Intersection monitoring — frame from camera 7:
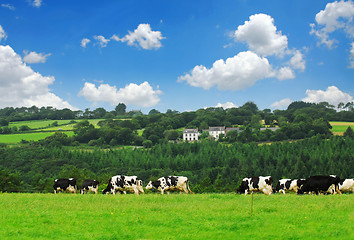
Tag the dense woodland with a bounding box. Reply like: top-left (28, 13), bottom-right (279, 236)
top-left (0, 136), bottom-right (353, 193)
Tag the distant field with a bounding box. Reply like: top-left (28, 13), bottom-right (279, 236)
top-left (9, 120), bottom-right (73, 130)
top-left (0, 131), bottom-right (74, 144)
top-left (8, 119), bottom-right (105, 130)
top-left (0, 193), bottom-right (352, 239)
top-left (330, 121), bottom-right (354, 135)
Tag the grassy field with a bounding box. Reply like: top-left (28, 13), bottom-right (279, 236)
top-left (0, 131), bottom-right (75, 144)
top-left (0, 193), bottom-right (352, 240)
top-left (9, 120), bottom-right (73, 130)
top-left (330, 121), bottom-right (354, 135)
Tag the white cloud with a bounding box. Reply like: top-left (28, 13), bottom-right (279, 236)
top-left (215, 102), bottom-right (238, 109)
top-left (23, 50), bottom-right (51, 64)
top-left (81, 38), bottom-right (91, 48)
top-left (0, 25), bottom-right (7, 41)
top-left (310, 0), bottom-right (354, 49)
top-left (120, 24), bottom-right (165, 50)
top-left (270, 98), bottom-right (293, 109)
top-left (289, 50), bottom-right (306, 71)
top-left (302, 86), bottom-right (353, 107)
top-left (93, 35), bottom-right (110, 48)
top-left (178, 51), bottom-right (273, 90)
top-left (235, 13), bottom-right (288, 56)
top-left (0, 45), bottom-right (76, 109)
top-left (350, 42), bottom-right (354, 68)
top-left (32, 0), bottom-right (42, 8)
top-left (1, 4), bottom-right (15, 11)
top-left (84, 24), bottom-right (164, 50)
top-left (276, 67), bottom-right (295, 81)
top-left (79, 81), bottom-right (162, 107)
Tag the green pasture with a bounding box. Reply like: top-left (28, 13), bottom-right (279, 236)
top-left (9, 120), bottom-right (73, 130)
top-left (0, 193), bottom-right (352, 240)
top-left (0, 131), bottom-right (74, 144)
top-left (8, 119), bottom-right (105, 130)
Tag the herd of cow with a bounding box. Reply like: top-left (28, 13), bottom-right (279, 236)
top-left (53, 175), bottom-right (354, 195)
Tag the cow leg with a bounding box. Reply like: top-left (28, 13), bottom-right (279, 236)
top-left (244, 190), bottom-right (248, 196)
top-left (161, 188), bottom-right (164, 195)
top-left (132, 186), bottom-right (139, 196)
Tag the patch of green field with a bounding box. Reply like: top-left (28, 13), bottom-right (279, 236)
top-left (0, 193), bottom-right (352, 239)
top-left (8, 119), bottom-right (105, 130)
top-left (9, 120), bottom-right (73, 130)
top-left (0, 131), bottom-right (74, 143)
top-left (330, 121), bottom-right (354, 135)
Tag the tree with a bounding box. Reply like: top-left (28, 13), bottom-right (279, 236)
top-left (343, 126), bottom-right (354, 138)
top-left (143, 140), bottom-right (153, 148)
top-left (115, 103), bottom-right (126, 116)
top-left (149, 109), bottom-right (160, 115)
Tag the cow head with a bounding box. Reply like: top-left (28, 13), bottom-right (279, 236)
top-left (145, 181), bottom-right (154, 190)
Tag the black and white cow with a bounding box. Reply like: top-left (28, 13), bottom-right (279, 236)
top-left (297, 175), bottom-right (341, 195)
top-left (102, 175), bottom-right (140, 195)
top-left (53, 178), bottom-right (77, 194)
top-left (81, 179), bottom-right (99, 194)
top-left (275, 179), bottom-right (306, 194)
top-left (338, 178), bottom-right (354, 193)
top-left (145, 176), bottom-right (193, 195)
top-left (237, 176), bottom-right (273, 195)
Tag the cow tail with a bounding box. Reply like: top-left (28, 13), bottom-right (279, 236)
top-left (187, 180), bottom-right (194, 194)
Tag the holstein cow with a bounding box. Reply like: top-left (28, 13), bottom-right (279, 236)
top-left (275, 179), bottom-right (306, 194)
top-left (338, 178), bottom-right (354, 193)
top-left (53, 178), bottom-right (77, 194)
top-left (237, 176), bottom-right (273, 195)
top-left (102, 175), bottom-right (140, 195)
top-left (145, 176), bottom-right (193, 195)
top-left (297, 175), bottom-right (341, 195)
top-left (81, 179), bottom-right (99, 194)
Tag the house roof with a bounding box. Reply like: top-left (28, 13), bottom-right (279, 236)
top-left (183, 128), bottom-right (199, 133)
top-left (208, 126), bottom-right (225, 131)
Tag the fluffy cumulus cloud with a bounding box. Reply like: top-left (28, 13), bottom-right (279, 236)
top-left (0, 45), bottom-right (76, 109)
top-left (118, 23), bottom-right (165, 50)
top-left (276, 67), bottom-right (295, 81)
top-left (270, 98), bottom-right (293, 109)
top-left (81, 38), bottom-right (91, 48)
top-left (83, 24), bottom-right (164, 50)
top-left (23, 50), bottom-right (51, 64)
top-left (93, 35), bottom-right (110, 48)
top-left (180, 14), bottom-right (306, 91)
top-left (215, 102), bottom-right (238, 109)
top-left (78, 81), bottom-right (162, 107)
top-left (235, 14), bottom-right (288, 57)
top-left (289, 50), bottom-right (306, 71)
top-left (178, 51), bottom-right (274, 90)
top-left (0, 25), bottom-right (7, 41)
top-left (302, 86), bottom-right (353, 107)
top-left (310, 0), bottom-right (354, 49)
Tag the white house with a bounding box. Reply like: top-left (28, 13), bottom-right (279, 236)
top-left (207, 126), bottom-right (226, 140)
top-left (183, 128), bottom-right (200, 142)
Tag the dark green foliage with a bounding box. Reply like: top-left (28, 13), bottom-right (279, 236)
top-left (344, 126), bottom-right (354, 138)
top-left (0, 137), bottom-right (352, 193)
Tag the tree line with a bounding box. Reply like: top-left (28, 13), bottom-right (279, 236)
top-left (0, 135), bottom-right (353, 193)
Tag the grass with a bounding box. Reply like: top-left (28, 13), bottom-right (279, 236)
top-left (0, 131), bottom-right (74, 144)
top-left (330, 121), bottom-right (354, 136)
top-left (9, 120), bottom-right (73, 130)
top-left (0, 193), bottom-right (352, 239)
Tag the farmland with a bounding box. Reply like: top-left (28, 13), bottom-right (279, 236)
top-left (0, 119), bottom-right (353, 144)
top-left (0, 193), bottom-right (352, 239)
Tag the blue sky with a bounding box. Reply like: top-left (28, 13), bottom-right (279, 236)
top-left (0, 0), bottom-right (353, 113)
